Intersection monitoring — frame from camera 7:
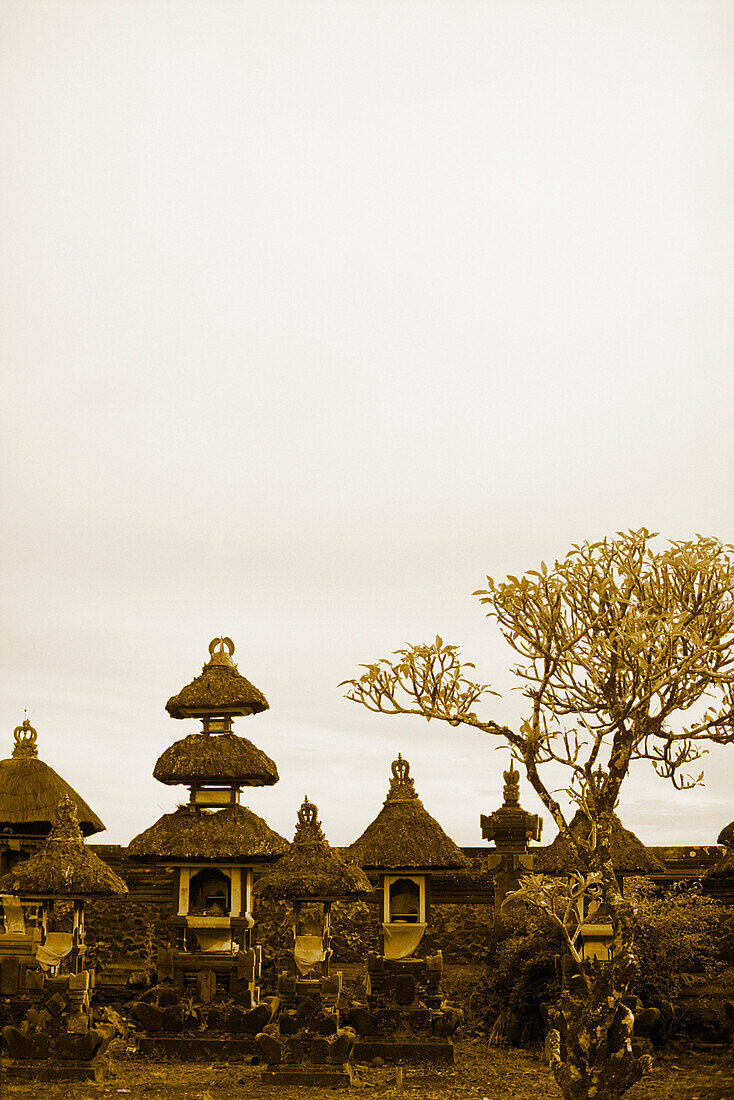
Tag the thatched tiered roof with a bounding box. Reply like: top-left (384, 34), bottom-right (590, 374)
top-left (0, 797), bottom-right (126, 898)
top-left (0, 720), bottom-right (105, 837)
top-left (127, 803), bottom-right (288, 864)
top-left (153, 733), bottom-right (278, 787)
top-left (346, 755), bottom-right (469, 872)
top-left (166, 638), bottom-right (269, 719)
top-left (534, 810), bottom-right (666, 875)
top-left (252, 797), bottom-right (372, 902)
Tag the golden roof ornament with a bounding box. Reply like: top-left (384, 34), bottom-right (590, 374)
top-left (204, 637), bottom-right (238, 671)
top-left (12, 717), bottom-right (39, 759)
top-left (384, 753), bottom-right (418, 802)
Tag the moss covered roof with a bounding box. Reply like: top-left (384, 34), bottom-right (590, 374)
top-left (126, 802), bottom-right (288, 863)
top-left (0, 797), bottom-right (126, 898)
top-left (0, 720), bottom-right (104, 836)
top-left (252, 797), bottom-right (372, 902)
top-left (165, 638), bottom-right (269, 719)
top-left (346, 755), bottom-right (469, 872)
top-left (534, 810), bottom-right (666, 875)
top-left (153, 732), bottom-right (278, 787)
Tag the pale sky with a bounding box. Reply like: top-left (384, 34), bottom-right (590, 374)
top-left (1, 1), bottom-right (733, 851)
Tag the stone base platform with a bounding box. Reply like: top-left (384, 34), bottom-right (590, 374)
top-left (2, 1057), bottom-right (109, 1082)
top-left (354, 1038), bottom-right (454, 1064)
top-left (261, 1064), bottom-right (353, 1088)
top-left (137, 1036), bottom-right (257, 1061)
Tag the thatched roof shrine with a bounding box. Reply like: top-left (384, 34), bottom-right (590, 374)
top-left (534, 810), bottom-right (666, 875)
top-left (0, 719), bottom-right (105, 837)
top-left (0, 797), bottom-right (126, 898)
top-left (153, 732), bottom-right (278, 787)
top-left (252, 797), bottom-right (372, 902)
top-left (166, 637), bottom-right (269, 719)
top-left (346, 755), bottom-right (469, 872)
top-left (127, 802), bottom-right (288, 864)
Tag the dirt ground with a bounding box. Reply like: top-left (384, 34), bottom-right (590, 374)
top-left (1, 1041), bottom-right (733, 1099)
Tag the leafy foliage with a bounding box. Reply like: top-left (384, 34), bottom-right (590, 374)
top-left (628, 879), bottom-right (734, 1001)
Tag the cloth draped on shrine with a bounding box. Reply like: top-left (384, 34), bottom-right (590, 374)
top-left (382, 921), bottom-right (426, 960)
top-left (187, 916), bottom-right (237, 953)
top-left (35, 932), bottom-right (73, 971)
top-left (1, 894), bottom-right (25, 934)
top-left (294, 933), bottom-right (327, 975)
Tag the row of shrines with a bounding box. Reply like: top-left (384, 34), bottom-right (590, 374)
top-left (1, 639), bottom-right (732, 1003)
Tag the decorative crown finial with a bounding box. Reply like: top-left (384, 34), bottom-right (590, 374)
top-left (386, 753), bottom-right (417, 801)
top-left (503, 759), bottom-right (520, 805)
top-left (12, 718), bottom-right (38, 759)
top-left (294, 796), bottom-right (325, 844)
top-left (204, 637), bottom-right (237, 670)
top-left (297, 796), bottom-right (318, 827)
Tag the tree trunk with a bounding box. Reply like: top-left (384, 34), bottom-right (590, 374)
top-left (549, 865), bottom-right (652, 1100)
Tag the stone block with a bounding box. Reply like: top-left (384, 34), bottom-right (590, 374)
top-left (278, 1010), bottom-right (298, 1036)
top-left (157, 946), bottom-right (175, 982)
top-left (162, 1004), bottom-right (186, 1032)
top-left (28, 1032), bottom-right (51, 1059)
top-left (409, 1008), bottom-right (430, 1032)
top-left (2, 1025), bottom-right (29, 1059)
top-left (310, 1036), bottom-right (331, 1063)
top-left (375, 1009), bottom-right (400, 1033)
top-left (315, 1010), bottom-right (338, 1035)
top-left (69, 971), bottom-right (91, 992)
top-left (394, 974), bottom-right (416, 1006)
top-left (344, 1007), bottom-right (376, 1036)
top-left (1, 957), bottom-right (20, 996)
top-left (196, 969), bottom-right (217, 1005)
top-left (242, 1003), bottom-right (272, 1035)
top-left (24, 970), bottom-right (45, 993)
top-left (131, 1001), bottom-right (165, 1031)
top-left (261, 1065), bottom-right (352, 1088)
top-left (45, 992), bottom-right (68, 1016)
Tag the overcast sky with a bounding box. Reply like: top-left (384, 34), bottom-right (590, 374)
top-left (2, 1), bottom-right (733, 851)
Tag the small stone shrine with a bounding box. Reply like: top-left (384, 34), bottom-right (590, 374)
top-left (345, 754), bottom-right (468, 1064)
top-left (0, 796), bottom-right (127, 1081)
top-left (251, 796), bottom-right (372, 1087)
top-left (127, 638), bottom-right (288, 1012)
top-left (480, 760), bottom-right (542, 915)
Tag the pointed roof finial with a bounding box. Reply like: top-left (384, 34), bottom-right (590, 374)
top-left (13, 717), bottom-right (38, 759)
top-left (503, 759), bottom-right (520, 805)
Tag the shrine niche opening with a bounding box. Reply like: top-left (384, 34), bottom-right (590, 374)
top-left (189, 868), bottom-right (231, 915)
top-left (387, 877), bottom-right (421, 923)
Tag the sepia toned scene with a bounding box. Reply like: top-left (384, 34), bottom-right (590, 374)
top-left (2, 3), bottom-right (734, 1098)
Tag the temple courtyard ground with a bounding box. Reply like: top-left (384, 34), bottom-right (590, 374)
top-left (1, 1042), bottom-right (733, 1099)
